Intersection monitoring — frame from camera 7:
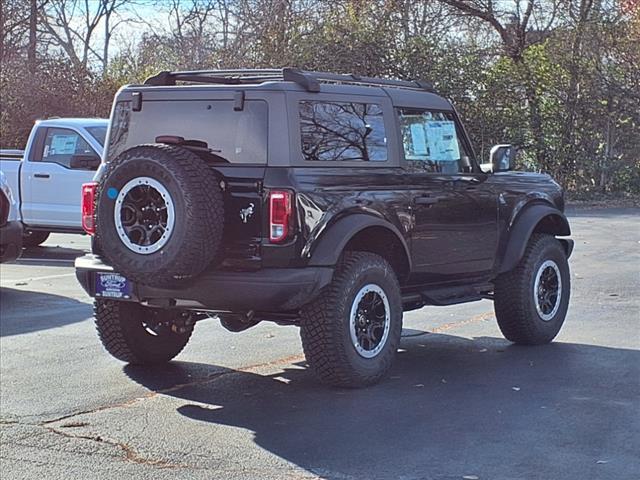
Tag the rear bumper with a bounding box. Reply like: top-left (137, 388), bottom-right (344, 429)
top-left (0, 221), bottom-right (23, 263)
top-left (75, 255), bottom-right (333, 312)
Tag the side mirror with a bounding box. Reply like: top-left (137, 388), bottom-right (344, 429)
top-left (70, 154), bottom-right (101, 170)
top-left (480, 144), bottom-right (516, 173)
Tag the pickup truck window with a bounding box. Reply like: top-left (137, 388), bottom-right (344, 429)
top-left (300, 101), bottom-right (387, 162)
top-left (86, 126), bottom-right (107, 146)
top-left (41, 128), bottom-right (98, 169)
top-left (397, 108), bottom-right (471, 174)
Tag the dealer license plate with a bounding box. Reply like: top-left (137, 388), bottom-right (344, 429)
top-left (94, 272), bottom-right (133, 299)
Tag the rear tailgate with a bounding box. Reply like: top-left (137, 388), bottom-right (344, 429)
top-left (214, 165), bottom-right (265, 270)
top-left (104, 94), bottom-right (270, 270)
top-left (0, 152), bottom-right (23, 211)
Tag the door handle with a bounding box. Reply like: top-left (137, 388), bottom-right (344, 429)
top-left (414, 195), bottom-right (440, 205)
top-left (34, 173), bottom-right (50, 179)
top-left (450, 177), bottom-right (481, 187)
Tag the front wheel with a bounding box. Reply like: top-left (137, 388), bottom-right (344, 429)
top-left (300, 252), bottom-right (403, 388)
top-left (94, 300), bottom-right (194, 364)
top-left (494, 234), bottom-right (570, 345)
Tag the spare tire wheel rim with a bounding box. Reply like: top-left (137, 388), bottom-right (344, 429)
top-left (349, 284), bottom-right (391, 359)
top-left (114, 176), bottom-right (175, 254)
top-left (533, 259), bottom-right (562, 321)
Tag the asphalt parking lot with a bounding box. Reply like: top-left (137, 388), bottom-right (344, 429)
top-left (0, 207), bottom-right (638, 480)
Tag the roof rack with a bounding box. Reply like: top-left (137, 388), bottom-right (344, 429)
top-left (143, 68), bottom-right (435, 93)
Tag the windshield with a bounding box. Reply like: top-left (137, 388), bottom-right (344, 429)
top-left (86, 126), bottom-right (107, 146)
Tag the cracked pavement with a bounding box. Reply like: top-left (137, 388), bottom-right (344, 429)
top-left (1, 207), bottom-right (639, 480)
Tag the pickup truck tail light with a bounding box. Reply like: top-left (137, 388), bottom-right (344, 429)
top-left (269, 190), bottom-right (293, 243)
top-left (0, 193), bottom-right (8, 227)
top-left (81, 182), bottom-right (98, 235)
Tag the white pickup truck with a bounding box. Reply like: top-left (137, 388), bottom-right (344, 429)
top-left (0, 118), bottom-right (107, 246)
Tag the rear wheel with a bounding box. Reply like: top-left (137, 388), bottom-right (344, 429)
top-left (23, 230), bottom-right (49, 247)
top-left (95, 144), bottom-right (224, 288)
top-left (94, 300), bottom-right (194, 364)
top-left (300, 252), bottom-right (403, 388)
top-left (494, 234), bottom-right (570, 345)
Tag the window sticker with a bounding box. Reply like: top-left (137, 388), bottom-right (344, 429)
top-left (49, 134), bottom-right (78, 156)
top-left (410, 123), bottom-right (428, 156)
top-left (425, 121), bottom-right (459, 162)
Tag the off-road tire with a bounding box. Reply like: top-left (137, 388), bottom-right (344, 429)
top-left (300, 252), bottom-right (403, 388)
top-left (95, 144), bottom-right (223, 288)
top-left (494, 233), bottom-right (570, 345)
top-left (94, 300), bottom-right (193, 364)
top-left (23, 230), bottom-right (50, 247)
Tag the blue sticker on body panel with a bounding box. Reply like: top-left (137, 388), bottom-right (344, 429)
top-left (107, 187), bottom-right (118, 199)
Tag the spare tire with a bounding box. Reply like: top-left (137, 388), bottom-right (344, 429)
top-left (95, 144), bottom-right (223, 287)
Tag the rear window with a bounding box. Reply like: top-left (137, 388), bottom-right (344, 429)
top-left (86, 126), bottom-right (107, 146)
top-left (299, 101), bottom-right (387, 162)
top-left (113, 100), bottom-right (268, 164)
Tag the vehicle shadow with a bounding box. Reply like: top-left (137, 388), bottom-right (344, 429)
top-left (566, 206), bottom-right (640, 218)
top-left (18, 244), bottom-right (88, 267)
top-left (0, 287), bottom-right (91, 336)
top-left (124, 333), bottom-right (640, 479)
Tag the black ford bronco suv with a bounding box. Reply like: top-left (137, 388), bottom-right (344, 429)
top-left (76, 68), bottom-right (573, 387)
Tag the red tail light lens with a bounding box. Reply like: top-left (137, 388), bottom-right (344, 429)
top-left (269, 190), bottom-right (292, 243)
top-left (81, 182), bottom-right (98, 235)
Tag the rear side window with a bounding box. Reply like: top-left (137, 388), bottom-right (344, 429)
top-left (300, 101), bottom-right (387, 162)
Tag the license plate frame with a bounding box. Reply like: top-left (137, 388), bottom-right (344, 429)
top-left (94, 272), bottom-right (133, 300)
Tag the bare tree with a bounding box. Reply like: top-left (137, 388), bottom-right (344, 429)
top-left (438, 0), bottom-right (561, 169)
top-left (28, 0), bottom-right (38, 73)
top-left (555, 0), bottom-right (598, 184)
top-left (0, 0), bottom-right (35, 65)
top-left (102, 0), bottom-right (133, 70)
top-left (439, 0), bottom-right (560, 59)
top-left (39, 0), bottom-right (132, 71)
top-left (133, 0), bottom-right (241, 68)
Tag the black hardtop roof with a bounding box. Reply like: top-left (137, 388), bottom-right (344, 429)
top-left (143, 68), bottom-right (435, 92)
top-left (131, 68), bottom-right (453, 110)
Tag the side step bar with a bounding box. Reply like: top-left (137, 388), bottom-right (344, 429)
top-left (402, 284), bottom-right (494, 311)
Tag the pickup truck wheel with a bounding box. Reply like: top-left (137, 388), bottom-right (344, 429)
top-left (300, 252), bottom-right (403, 388)
top-left (494, 234), bottom-right (570, 345)
top-left (23, 230), bottom-right (49, 247)
top-left (94, 300), bottom-right (193, 364)
top-left (95, 144), bottom-right (223, 288)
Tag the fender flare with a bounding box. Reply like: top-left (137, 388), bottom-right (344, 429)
top-left (307, 214), bottom-right (411, 269)
top-left (499, 204), bottom-right (571, 274)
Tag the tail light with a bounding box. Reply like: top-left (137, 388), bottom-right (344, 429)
top-left (269, 190), bottom-right (293, 243)
top-left (0, 194), bottom-right (8, 227)
top-left (81, 182), bottom-right (98, 235)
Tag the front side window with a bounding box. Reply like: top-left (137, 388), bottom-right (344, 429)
top-left (41, 128), bottom-right (97, 168)
top-left (398, 109), bottom-right (471, 173)
top-left (300, 101), bottom-right (387, 162)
